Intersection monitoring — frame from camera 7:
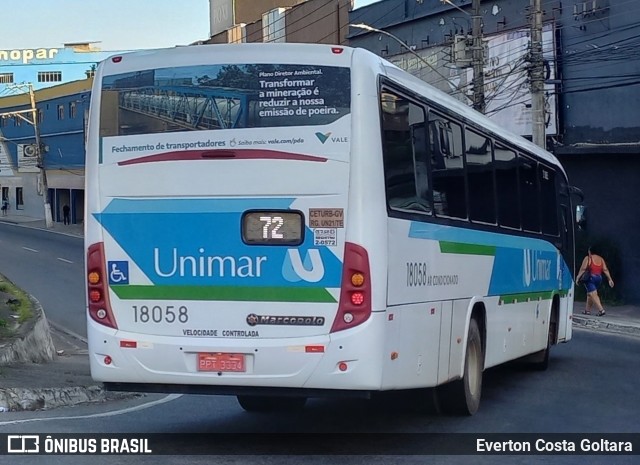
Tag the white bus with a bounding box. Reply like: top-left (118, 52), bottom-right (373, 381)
top-left (85, 43), bottom-right (578, 415)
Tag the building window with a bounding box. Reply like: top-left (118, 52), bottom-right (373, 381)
top-left (58, 104), bottom-right (64, 120)
top-left (38, 71), bottom-right (62, 83)
top-left (69, 101), bottom-right (77, 118)
top-left (0, 73), bottom-right (14, 84)
top-left (37, 109), bottom-right (44, 124)
top-left (228, 24), bottom-right (247, 43)
top-left (16, 187), bottom-right (24, 210)
top-left (262, 8), bottom-right (286, 43)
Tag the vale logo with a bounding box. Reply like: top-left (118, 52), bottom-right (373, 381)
top-left (315, 132), bottom-right (331, 144)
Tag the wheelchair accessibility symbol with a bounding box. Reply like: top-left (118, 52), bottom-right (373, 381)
top-left (108, 261), bottom-right (129, 285)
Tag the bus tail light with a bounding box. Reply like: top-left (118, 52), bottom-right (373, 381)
top-left (87, 242), bottom-right (118, 329)
top-left (331, 242), bottom-right (371, 333)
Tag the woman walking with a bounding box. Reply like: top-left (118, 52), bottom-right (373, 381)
top-left (576, 246), bottom-right (614, 316)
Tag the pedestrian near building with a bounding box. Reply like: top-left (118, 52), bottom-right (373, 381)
top-left (62, 204), bottom-right (71, 225)
top-left (576, 245), bottom-right (614, 316)
top-left (1, 200), bottom-right (8, 216)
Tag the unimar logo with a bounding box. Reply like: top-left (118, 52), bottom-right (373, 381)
top-left (523, 249), bottom-right (553, 287)
top-left (315, 132), bottom-right (331, 144)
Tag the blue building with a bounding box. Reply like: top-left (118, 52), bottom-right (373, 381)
top-left (0, 42), bottom-right (129, 225)
top-left (0, 79), bottom-right (91, 224)
top-left (0, 42), bottom-right (119, 93)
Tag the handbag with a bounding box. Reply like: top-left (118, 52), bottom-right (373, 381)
top-left (578, 257), bottom-right (592, 284)
top-left (578, 270), bottom-right (591, 284)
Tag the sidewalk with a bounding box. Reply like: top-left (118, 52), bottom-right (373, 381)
top-left (0, 213), bottom-right (83, 237)
top-left (0, 214), bottom-right (639, 411)
top-left (571, 302), bottom-right (640, 337)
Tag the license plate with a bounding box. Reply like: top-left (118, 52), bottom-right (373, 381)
top-left (197, 353), bottom-right (245, 372)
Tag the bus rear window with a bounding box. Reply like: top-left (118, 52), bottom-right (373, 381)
top-left (100, 64), bottom-right (351, 136)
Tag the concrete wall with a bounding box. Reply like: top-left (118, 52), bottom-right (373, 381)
top-left (286, 0), bottom-right (351, 45)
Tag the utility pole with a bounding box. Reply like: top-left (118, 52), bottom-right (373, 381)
top-left (530, 0), bottom-right (546, 148)
top-left (28, 84), bottom-right (53, 228)
top-left (471, 0), bottom-right (485, 113)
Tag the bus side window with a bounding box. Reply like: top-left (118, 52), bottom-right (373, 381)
top-left (428, 120), bottom-right (449, 169)
top-left (520, 156), bottom-right (541, 232)
top-left (428, 112), bottom-right (466, 219)
top-left (411, 123), bottom-right (430, 204)
top-left (465, 128), bottom-right (496, 224)
top-left (495, 144), bottom-right (520, 229)
top-left (381, 90), bottom-right (431, 214)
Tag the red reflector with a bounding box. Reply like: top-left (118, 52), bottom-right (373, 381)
top-left (120, 340), bottom-right (137, 349)
top-left (89, 290), bottom-right (101, 302)
top-left (351, 292), bottom-right (365, 305)
top-left (331, 47), bottom-right (344, 54)
top-left (338, 362), bottom-right (348, 372)
top-left (305, 345), bottom-right (325, 353)
top-left (112, 56), bottom-right (123, 63)
top-left (104, 355), bottom-right (112, 365)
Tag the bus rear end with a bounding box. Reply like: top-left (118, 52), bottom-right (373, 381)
top-left (85, 44), bottom-right (383, 402)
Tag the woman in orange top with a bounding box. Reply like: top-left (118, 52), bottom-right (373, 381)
top-left (576, 246), bottom-right (614, 316)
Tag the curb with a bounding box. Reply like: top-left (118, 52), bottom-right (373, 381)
top-left (0, 386), bottom-right (107, 412)
top-left (0, 296), bottom-right (55, 366)
top-left (0, 296), bottom-right (106, 412)
top-left (572, 315), bottom-right (640, 337)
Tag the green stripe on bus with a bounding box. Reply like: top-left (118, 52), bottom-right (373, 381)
top-left (439, 241), bottom-right (496, 256)
top-left (110, 285), bottom-right (337, 303)
top-left (499, 291), bottom-right (555, 304)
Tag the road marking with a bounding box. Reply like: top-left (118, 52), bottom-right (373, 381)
top-left (57, 257), bottom-right (73, 264)
top-left (22, 247), bottom-right (39, 253)
top-left (0, 394), bottom-right (182, 426)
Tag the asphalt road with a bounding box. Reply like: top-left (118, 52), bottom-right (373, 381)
top-left (1, 329), bottom-right (639, 464)
top-left (0, 222), bottom-right (85, 337)
top-left (0, 221), bottom-right (639, 464)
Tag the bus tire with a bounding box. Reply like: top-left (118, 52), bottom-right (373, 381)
top-left (237, 395), bottom-right (307, 413)
top-left (528, 319), bottom-right (555, 371)
top-left (436, 318), bottom-right (483, 416)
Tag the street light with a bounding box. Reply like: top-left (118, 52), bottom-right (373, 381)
top-left (349, 23), bottom-right (457, 92)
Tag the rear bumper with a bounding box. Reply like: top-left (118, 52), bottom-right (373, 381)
top-left (88, 313), bottom-right (387, 391)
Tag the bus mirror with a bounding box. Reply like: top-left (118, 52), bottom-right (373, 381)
top-left (575, 205), bottom-right (587, 229)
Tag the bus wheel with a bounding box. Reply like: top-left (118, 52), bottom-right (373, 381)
top-left (237, 395), bottom-right (307, 413)
top-left (528, 318), bottom-right (555, 371)
top-left (436, 318), bottom-right (483, 416)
